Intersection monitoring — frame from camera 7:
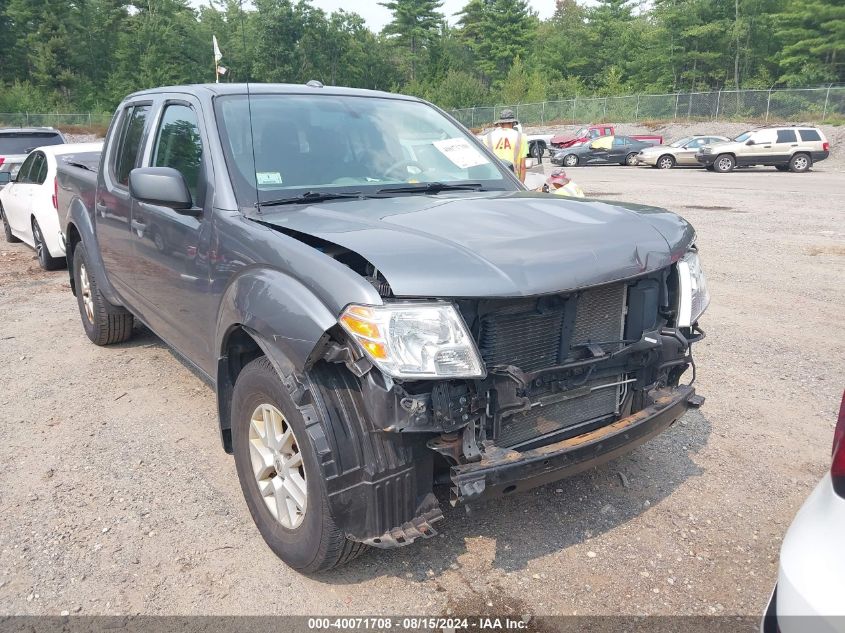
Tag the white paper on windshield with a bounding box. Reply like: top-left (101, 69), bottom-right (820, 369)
top-left (433, 138), bottom-right (489, 169)
top-left (256, 172), bottom-right (283, 185)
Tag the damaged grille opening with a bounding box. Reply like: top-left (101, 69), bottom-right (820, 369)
top-left (472, 282), bottom-right (629, 448)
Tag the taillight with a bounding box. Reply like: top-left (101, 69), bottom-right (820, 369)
top-left (0, 157), bottom-right (5, 166)
top-left (832, 391), bottom-right (845, 497)
top-left (52, 178), bottom-right (58, 210)
top-left (823, 141), bottom-right (830, 152)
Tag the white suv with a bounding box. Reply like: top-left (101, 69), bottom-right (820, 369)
top-left (695, 126), bottom-right (830, 173)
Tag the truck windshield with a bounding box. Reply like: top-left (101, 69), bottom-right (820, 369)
top-left (215, 93), bottom-right (511, 206)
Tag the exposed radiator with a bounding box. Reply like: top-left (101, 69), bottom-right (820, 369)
top-left (477, 283), bottom-right (628, 447)
top-left (497, 378), bottom-right (620, 448)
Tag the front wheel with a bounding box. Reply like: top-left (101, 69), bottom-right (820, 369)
top-left (657, 155), bottom-right (675, 169)
top-left (714, 154), bottom-right (735, 173)
top-left (232, 357), bottom-right (365, 572)
top-left (530, 142), bottom-right (544, 161)
top-left (32, 219), bottom-right (64, 270)
top-left (563, 154), bottom-right (578, 167)
top-left (73, 244), bottom-right (134, 345)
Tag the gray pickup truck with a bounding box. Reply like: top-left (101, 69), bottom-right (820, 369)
top-left (61, 83), bottom-right (708, 572)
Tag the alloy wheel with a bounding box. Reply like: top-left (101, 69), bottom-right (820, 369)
top-left (658, 156), bottom-right (674, 169)
top-left (79, 263), bottom-right (95, 323)
top-left (564, 155), bottom-right (577, 167)
top-left (717, 156), bottom-right (733, 171)
top-left (33, 222), bottom-right (45, 265)
top-left (792, 156), bottom-right (808, 171)
top-left (248, 403), bottom-right (307, 529)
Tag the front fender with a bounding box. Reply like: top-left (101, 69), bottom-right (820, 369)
top-left (65, 199), bottom-right (123, 306)
top-left (215, 266), bottom-right (338, 374)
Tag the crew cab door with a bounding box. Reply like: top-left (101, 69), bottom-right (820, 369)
top-left (97, 102), bottom-right (153, 292)
top-left (127, 97), bottom-right (215, 371)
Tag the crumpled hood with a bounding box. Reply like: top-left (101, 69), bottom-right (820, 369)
top-left (256, 191), bottom-right (695, 298)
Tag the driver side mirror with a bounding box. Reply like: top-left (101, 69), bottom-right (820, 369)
top-left (129, 167), bottom-right (195, 213)
top-left (0, 172), bottom-right (11, 185)
top-left (746, 140), bottom-right (755, 146)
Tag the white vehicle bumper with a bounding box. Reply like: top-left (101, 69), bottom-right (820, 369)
top-left (764, 474), bottom-right (845, 633)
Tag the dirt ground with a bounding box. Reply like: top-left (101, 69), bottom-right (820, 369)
top-left (0, 161), bottom-right (843, 618)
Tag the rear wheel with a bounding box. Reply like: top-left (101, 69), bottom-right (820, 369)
top-left (73, 244), bottom-right (134, 345)
top-left (563, 154), bottom-right (578, 167)
top-left (624, 152), bottom-right (638, 166)
top-left (788, 153), bottom-right (810, 173)
top-left (32, 219), bottom-right (64, 270)
top-left (232, 357), bottom-right (365, 572)
top-left (1, 204), bottom-right (21, 243)
top-left (657, 155), bottom-right (675, 169)
top-left (714, 154), bottom-right (735, 173)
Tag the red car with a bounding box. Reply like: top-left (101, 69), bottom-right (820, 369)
top-left (550, 124), bottom-right (662, 149)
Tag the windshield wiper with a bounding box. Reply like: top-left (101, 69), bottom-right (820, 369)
top-left (375, 182), bottom-right (485, 195)
top-left (257, 191), bottom-right (364, 208)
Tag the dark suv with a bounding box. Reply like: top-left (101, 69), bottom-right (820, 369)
top-left (62, 83), bottom-right (708, 572)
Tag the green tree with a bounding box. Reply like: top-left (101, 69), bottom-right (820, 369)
top-left (379, 0), bottom-right (443, 81)
top-left (775, 0), bottom-right (845, 85)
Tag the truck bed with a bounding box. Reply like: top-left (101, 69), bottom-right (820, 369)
top-left (56, 153), bottom-right (99, 240)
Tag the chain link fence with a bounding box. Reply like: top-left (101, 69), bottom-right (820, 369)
top-left (451, 86), bottom-right (845, 129)
top-left (0, 112), bottom-right (113, 128)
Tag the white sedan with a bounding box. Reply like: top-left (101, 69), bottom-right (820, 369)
top-left (0, 142), bottom-right (102, 270)
top-left (762, 391), bottom-right (845, 633)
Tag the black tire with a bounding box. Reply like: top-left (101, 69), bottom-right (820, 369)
top-left (72, 244), bottom-right (134, 345)
top-left (624, 152), bottom-right (638, 166)
top-left (232, 357), bottom-right (365, 572)
top-left (657, 154), bottom-right (675, 169)
top-left (530, 141), bottom-right (544, 161)
top-left (32, 218), bottom-right (64, 271)
top-left (562, 154), bottom-right (579, 167)
top-left (713, 154), bottom-right (735, 173)
top-left (1, 204), bottom-right (21, 243)
top-left (788, 153), bottom-right (811, 173)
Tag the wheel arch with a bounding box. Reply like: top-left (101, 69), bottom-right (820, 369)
top-left (64, 200), bottom-right (122, 304)
top-left (214, 267), bottom-right (338, 453)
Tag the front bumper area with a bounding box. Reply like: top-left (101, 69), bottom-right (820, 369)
top-left (450, 385), bottom-right (701, 505)
top-left (695, 153), bottom-right (716, 166)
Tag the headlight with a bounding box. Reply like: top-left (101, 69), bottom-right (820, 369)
top-left (339, 303), bottom-right (485, 379)
top-left (676, 250), bottom-right (710, 327)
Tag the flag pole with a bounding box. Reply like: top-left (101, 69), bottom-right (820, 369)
top-left (214, 38), bottom-right (218, 83)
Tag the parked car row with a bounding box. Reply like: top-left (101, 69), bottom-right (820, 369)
top-left (0, 127), bottom-right (66, 190)
top-left (548, 125), bottom-right (830, 173)
top-left (0, 141), bottom-right (102, 270)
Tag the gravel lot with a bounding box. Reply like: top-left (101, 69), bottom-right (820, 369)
top-left (1, 160), bottom-right (843, 618)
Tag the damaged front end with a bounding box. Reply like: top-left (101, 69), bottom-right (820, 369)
top-left (318, 263), bottom-right (706, 548)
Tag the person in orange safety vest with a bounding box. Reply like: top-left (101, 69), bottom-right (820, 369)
top-left (483, 109), bottom-right (527, 182)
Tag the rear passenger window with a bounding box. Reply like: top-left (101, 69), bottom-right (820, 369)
top-left (32, 153), bottom-right (48, 184)
top-left (776, 129), bottom-right (797, 143)
top-left (115, 105), bottom-right (151, 186)
top-left (799, 129), bottom-right (821, 142)
top-left (151, 104), bottom-right (204, 202)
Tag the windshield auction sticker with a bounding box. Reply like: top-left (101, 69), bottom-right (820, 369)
top-left (256, 172), bottom-right (284, 185)
top-left (433, 138), bottom-right (489, 169)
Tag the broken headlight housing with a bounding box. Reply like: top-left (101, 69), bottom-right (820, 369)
top-left (339, 303), bottom-right (485, 379)
top-left (676, 249), bottom-right (710, 327)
